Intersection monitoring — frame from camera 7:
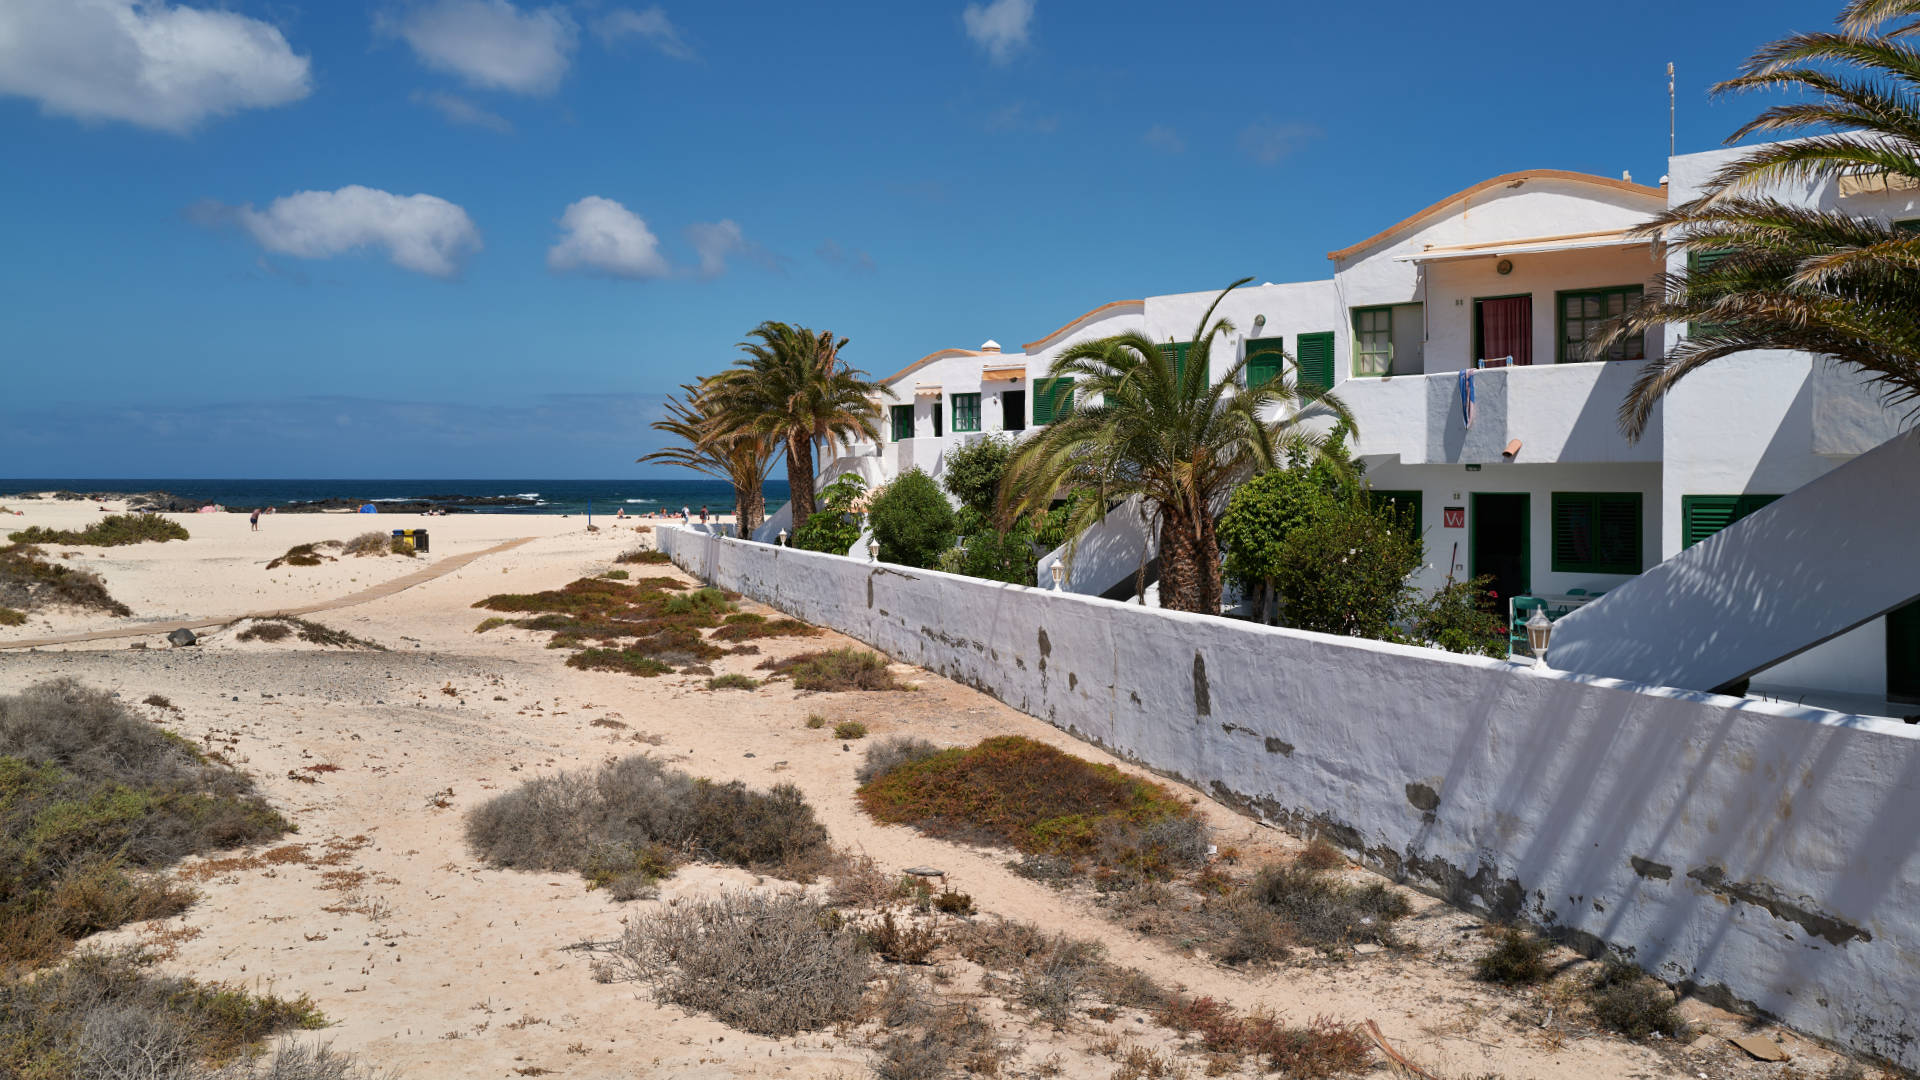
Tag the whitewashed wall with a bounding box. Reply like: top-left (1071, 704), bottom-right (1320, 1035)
top-left (662, 525), bottom-right (1920, 1069)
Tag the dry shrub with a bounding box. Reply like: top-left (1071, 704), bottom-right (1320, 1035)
top-left (1159, 997), bottom-right (1369, 1076)
top-left (0, 946), bottom-right (335, 1078)
top-left (825, 850), bottom-right (898, 908)
top-left (341, 532), bottom-right (390, 557)
top-left (566, 648), bottom-right (672, 678)
top-left (833, 720), bottom-right (869, 740)
top-left (142, 694), bottom-right (173, 709)
top-left (0, 543), bottom-right (130, 616)
top-left (602, 569), bottom-right (629, 580)
top-left (9, 513), bottom-right (188, 547)
top-left (932, 889), bottom-right (974, 916)
top-left (1240, 863), bottom-right (1409, 950)
top-left (711, 614), bottom-right (820, 642)
top-left (1585, 960), bottom-right (1689, 1039)
top-left (1296, 837), bottom-right (1345, 871)
top-left (759, 648), bottom-right (905, 691)
top-left (856, 735), bottom-right (1209, 875)
top-left (0, 681), bottom-right (289, 969)
top-left (614, 549), bottom-right (671, 564)
top-left (951, 918), bottom-right (1170, 1019)
top-left (873, 997), bottom-right (1003, 1080)
top-left (1476, 927), bottom-right (1553, 986)
top-left (234, 617), bottom-right (384, 651)
top-left (597, 892), bottom-right (868, 1036)
top-left (856, 736), bottom-right (942, 785)
top-left (0, 606), bottom-right (25, 626)
top-left (265, 543), bottom-right (335, 569)
top-left (209, 1041), bottom-right (398, 1079)
top-left (465, 754), bottom-right (831, 893)
top-left (865, 912), bottom-right (943, 964)
top-left (474, 617), bottom-right (509, 633)
top-left (705, 674), bottom-right (759, 691)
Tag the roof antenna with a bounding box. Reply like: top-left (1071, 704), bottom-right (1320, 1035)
top-left (1667, 61), bottom-right (1676, 158)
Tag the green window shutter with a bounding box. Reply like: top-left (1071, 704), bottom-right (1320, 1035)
top-left (890, 403), bottom-right (914, 441)
top-left (1032, 378), bottom-right (1072, 425)
top-left (1688, 248), bottom-right (1734, 337)
top-left (1557, 286), bottom-right (1644, 363)
top-left (1296, 332), bottom-right (1335, 392)
top-left (1552, 492), bottom-right (1642, 574)
top-left (1682, 493), bottom-right (1782, 548)
top-left (1156, 341), bottom-right (1197, 391)
top-left (1245, 337), bottom-right (1286, 389)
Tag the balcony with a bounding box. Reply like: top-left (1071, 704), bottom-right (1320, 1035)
top-left (1342, 360), bottom-right (1660, 466)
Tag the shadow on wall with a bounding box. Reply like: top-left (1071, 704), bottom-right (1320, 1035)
top-left (657, 523), bottom-right (1920, 1066)
top-left (1549, 428), bottom-right (1920, 693)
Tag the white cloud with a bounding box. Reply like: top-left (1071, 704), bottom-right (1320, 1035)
top-left (215, 186), bottom-right (482, 278)
top-left (962, 0), bottom-right (1033, 64)
top-left (380, 0), bottom-right (577, 95)
top-left (547, 196), bottom-right (670, 278)
top-left (1238, 120), bottom-right (1319, 164)
top-left (595, 6), bottom-right (695, 60)
top-left (409, 89), bottom-right (513, 133)
top-left (1143, 123), bottom-right (1184, 154)
top-left (687, 220), bottom-right (749, 277)
top-left (0, 0), bottom-right (310, 134)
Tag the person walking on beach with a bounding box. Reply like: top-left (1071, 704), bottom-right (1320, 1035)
top-left (699, 506), bottom-right (709, 525)
top-left (682, 505), bottom-right (691, 523)
top-left (249, 508), bottom-right (261, 532)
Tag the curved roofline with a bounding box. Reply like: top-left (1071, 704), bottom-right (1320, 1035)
top-left (1326, 170), bottom-right (1666, 263)
top-left (879, 348), bottom-right (982, 387)
top-left (1020, 298), bottom-right (1145, 352)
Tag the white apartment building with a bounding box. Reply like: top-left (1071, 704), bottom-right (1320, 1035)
top-left (803, 145), bottom-right (1916, 713)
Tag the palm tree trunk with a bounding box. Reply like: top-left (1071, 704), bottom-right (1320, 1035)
top-left (1157, 507), bottom-right (1203, 612)
top-left (786, 435), bottom-right (817, 529)
top-left (733, 480), bottom-right (764, 539)
top-left (1196, 511), bottom-right (1223, 615)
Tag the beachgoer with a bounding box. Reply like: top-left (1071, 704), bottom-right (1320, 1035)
top-left (699, 506), bottom-right (709, 525)
top-left (249, 508), bottom-right (261, 532)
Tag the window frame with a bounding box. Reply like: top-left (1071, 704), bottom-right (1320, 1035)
top-left (1244, 336), bottom-right (1287, 389)
top-left (889, 403), bottom-right (914, 442)
top-left (1369, 489), bottom-right (1423, 532)
top-left (1032, 377), bottom-right (1075, 425)
top-left (1351, 306), bottom-right (1395, 378)
top-left (1550, 491), bottom-right (1643, 575)
top-left (1555, 285), bottom-right (1645, 364)
top-left (1472, 292), bottom-right (1534, 367)
top-left (950, 392), bottom-right (981, 433)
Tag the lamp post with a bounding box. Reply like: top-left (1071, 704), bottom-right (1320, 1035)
top-left (776, 529), bottom-right (787, 548)
top-left (868, 540), bottom-right (880, 563)
top-left (1049, 559), bottom-right (1065, 591)
top-left (1525, 608), bottom-right (1553, 670)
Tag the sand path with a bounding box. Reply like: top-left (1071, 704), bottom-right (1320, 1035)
top-left (0, 536), bottom-right (535, 650)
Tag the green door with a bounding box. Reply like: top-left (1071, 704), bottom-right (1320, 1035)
top-left (1890, 599), bottom-right (1920, 703)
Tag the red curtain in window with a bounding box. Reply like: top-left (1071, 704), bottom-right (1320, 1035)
top-left (1479, 296), bottom-right (1533, 366)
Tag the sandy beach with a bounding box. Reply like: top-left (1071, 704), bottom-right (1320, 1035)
top-left (0, 500), bottom-right (1867, 1080)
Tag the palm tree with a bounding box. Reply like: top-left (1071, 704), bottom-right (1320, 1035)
top-left (637, 379), bottom-right (780, 537)
top-left (1599, 0), bottom-right (1920, 439)
top-left (999, 278), bottom-right (1355, 614)
top-left (706, 322), bottom-right (889, 530)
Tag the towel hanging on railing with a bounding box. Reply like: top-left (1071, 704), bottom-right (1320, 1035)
top-left (1458, 369), bottom-right (1477, 429)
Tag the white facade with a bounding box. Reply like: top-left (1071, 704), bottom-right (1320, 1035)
top-left (827, 153), bottom-right (1916, 712)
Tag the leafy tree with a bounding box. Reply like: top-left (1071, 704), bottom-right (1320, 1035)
top-left (1406, 575), bottom-right (1509, 657)
top-left (1600, 0), bottom-right (1920, 439)
top-left (1000, 279), bottom-right (1354, 613)
top-left (790, 473), bottom-right (866, 554)
top-left (867, 468), bottom-right (957, 569)
top-left (637, 379), bottom-right (779, 537)
top-left (940, 435), bottom-right (1014, 518)
top-left (949, 509), bottom-right (1039, 585)
top-left (1272, 496), bottom-right (1423, 639)
top-left (1217, 425), bottom-right (1363, 623)
top-left (705, 322), bottom-right (889, 529)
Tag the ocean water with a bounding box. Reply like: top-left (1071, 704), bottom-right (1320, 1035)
top-left (0, 478), bottom-right (789, 517)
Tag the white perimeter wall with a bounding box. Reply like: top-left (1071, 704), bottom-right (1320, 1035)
top-left (661, 525), bottom-right (1920, 1068)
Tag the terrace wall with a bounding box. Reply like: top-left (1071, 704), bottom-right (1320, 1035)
top-left (660, 525), bottom-right (1920, 1067)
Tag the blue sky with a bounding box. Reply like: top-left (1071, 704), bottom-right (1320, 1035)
top-left (1, 0), bottom-right (1826, 478)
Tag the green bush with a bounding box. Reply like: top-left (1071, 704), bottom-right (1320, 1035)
top-left (791, 473), bottom-right (866, 554)
top-left (760, 648), bottom-right (904, 691)
top-left (948, 509), bottom-right (1038, 585)
top-left (1476, 927), bottom-right (1553, 985)
top-left (940, 435), bottom-right (1014, 517)
top-left (1273, 495), bottom-right (1423, 639)
top-left (8, 514), bottom-right (188, 547)
top-left (1408, 575), bottom-right (1509, 657)
top-left (867, 468), bottom-right (956, 569)
top-left (0, 607), bottom-right (24, 627)
top-left (0, 681), bottom-right (290, 969)
top-left (832, 720), bottom-right (868, 739)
